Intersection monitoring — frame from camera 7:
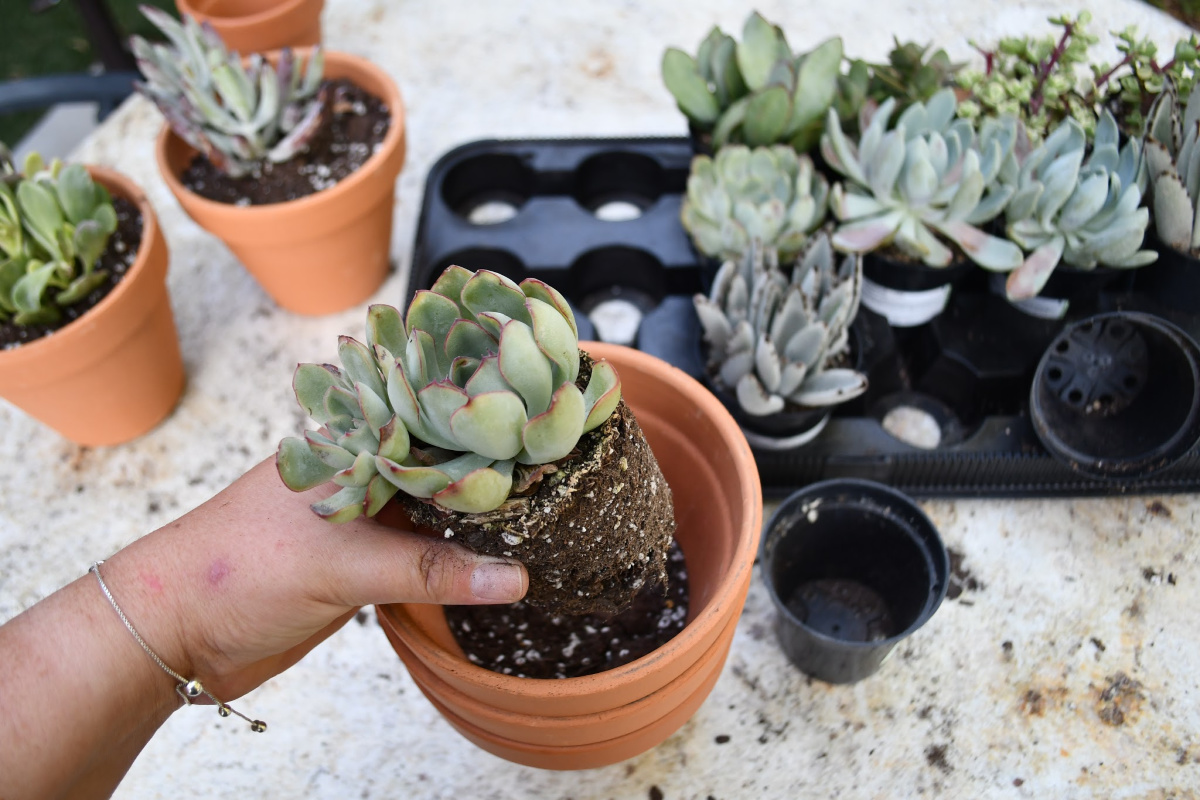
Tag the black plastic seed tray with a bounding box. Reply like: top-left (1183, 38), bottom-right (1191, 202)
top-left (406, 137), bottom-right (1200, 499)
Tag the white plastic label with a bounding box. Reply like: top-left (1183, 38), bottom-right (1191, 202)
top-left (860, 277), bottom-right (951, 327)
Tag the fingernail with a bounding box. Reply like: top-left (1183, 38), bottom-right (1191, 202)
top-left (470, 561), bottom-right (524, 602)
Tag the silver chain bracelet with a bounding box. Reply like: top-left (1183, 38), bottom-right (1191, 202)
top-left (88, 561), bottom-right (266, 733)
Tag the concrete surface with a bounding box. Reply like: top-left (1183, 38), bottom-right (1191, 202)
top-left (2, 1), bottom-right (1198, 797)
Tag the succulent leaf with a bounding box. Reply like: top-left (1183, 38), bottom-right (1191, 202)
top-left (277, 436), bottom-right (338, 491)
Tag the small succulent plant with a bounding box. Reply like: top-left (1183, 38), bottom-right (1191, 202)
top-left (1093, 28), bottom-right (1200, 137)
top-left (694, 234), bottom-right (866, 417)
top-left (820, 90), bottom-right (1024, 270)
top-left (680, 144), bottom-right (828, 262)
top-left (277, 266), bottom-right (622, 519)
top-left (131, 5), bottom-right (326, 178)
top-left (662, 11), bottom-right (843, 152)
top-left (1143, 80), bottom-right (1200, 253)
top-left (1004, 110), bottom-right (1156, 300)
top-left (867, 39), bottom-right (965, 118)
top-left (0, 148), bottom-right (118, 326)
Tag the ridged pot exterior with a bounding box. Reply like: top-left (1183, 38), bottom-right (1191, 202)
top-left (0, 167), bottom-right (184, 445)
top-left (376, 343), bottom-right (762, 768)
top-left (155, 50), bottom-right (406, 315)
top-left (176, 0), bottom-right (323, 52)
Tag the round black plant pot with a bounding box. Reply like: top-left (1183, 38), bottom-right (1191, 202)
top-left (1139, 237), bottom-right (1200, 315)
top-left (760, 479), bottom-right (950, 685)
top-left (703, 375), bottom-right (831, 450)
top-left (1030, 311), bottom-right (1200, 480)
top-left (861, 250), bottom-right (973, 328)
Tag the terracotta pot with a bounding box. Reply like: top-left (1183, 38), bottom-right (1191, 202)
top-left (176, 0), bottom-right (323, 53)
top-left (376, 342), bottom-right (762, 769)
top-left (156, 50), bottom-right (407, 315)
top-left (0, 167), bottom-right (184, 445)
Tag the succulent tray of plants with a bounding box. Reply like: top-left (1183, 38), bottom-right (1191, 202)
top-left (405, 11), bottom-right (1200, 499)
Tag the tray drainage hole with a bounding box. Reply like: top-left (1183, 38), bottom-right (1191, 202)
top-left (1055, 339), bottom-right (1070, 354)
top-left (1047, 366), bottom-right (1063, 382)
top-left (593, 200), bottom-right (643, 222)
top-left (881, 406), bottom-right (942, 449)
top-left (467, 200), bottom-right (520, 225)
top-left (1067, 388), bottom-right (1084, 405)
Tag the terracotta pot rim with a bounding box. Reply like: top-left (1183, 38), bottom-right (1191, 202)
top-left (153, 48), bottom-right (404, 220)
top-left (380, 343), bottom-right (761, 700)
top-left (178, 0), bottom-right (315, 28)
top-left (0, 166), bottom-right (162, 368)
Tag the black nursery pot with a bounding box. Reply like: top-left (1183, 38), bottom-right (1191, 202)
top-left (1140, 239), bottom-right (1200, 315)
top-left (861, 250), bottom-right (974, 327)
top-left (760, 479), bottom-right (950, 685)
top-left (703, 375), bottom-right (831, 449)
top-left (1030, 311), bottom-right (1200, 480)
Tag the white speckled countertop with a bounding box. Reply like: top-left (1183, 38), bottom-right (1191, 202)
top-left (2, 1), bottom-right (1199, 797)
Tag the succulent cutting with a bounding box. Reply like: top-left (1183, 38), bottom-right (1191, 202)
top-left (277, 266), bottom-right (622, 519)
top-left (820, 90), bottom-right (1024, 270)
top-left (661, 11), bottom-right (842, 152)
top-left (1144, 80), bottom-right (1200, 254)
top-left (694, 233), bottom-right (867, 417)
top-left (680, 144), bottom-right (828, 262)
top-left (0, 148), bottom-right (118, 326)
top-left (1004, 110), bottom-right (1156, 300)
top-left (131, 5), bottom-right (327, 178)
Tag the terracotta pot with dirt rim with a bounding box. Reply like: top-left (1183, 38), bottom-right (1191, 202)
top-left (155, 50), bottom-right (406, 316)
top-left (0, 167), bottom-right (184, 445)
top-left (176, 0), bottom-right (323, 53)
top-left (375, 342), bottom-right (763, 770)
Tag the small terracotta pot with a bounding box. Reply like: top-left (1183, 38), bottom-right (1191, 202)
top-left (176, 0), bottom-right (323, 53)
top-left (0, 167), bottom-right (184, 445)
top-left (376, 342), bottom-right (762, 769)
top-left (156, 50), bottom-right (407, 315)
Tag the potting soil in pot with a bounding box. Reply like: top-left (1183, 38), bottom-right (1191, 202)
top-left (180, 79), bottom-right (390, 205)
top-left (445, 540), bottom-right (689, 679)
top-left (0, 197), bottom-right (142, 350)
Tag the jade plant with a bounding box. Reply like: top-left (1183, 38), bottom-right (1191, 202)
top-left (820, 90), bottom-right (1024, 270)
top-left (694, 233), bottom-right (866, 417)
top-left (680, 144), bottom-right (828, 262)
top-left (1095, 28), bottom-right (1200, 136)
top-left (661, 11), bottom-right (843, 152)
top-left (0, 148), bottom-right (118, 326)
top-left (277, 266), bottom-right (621, 519)
top-left (1144, 80), bottom-right (1200, 254)
top-left (131, 5), bottom-right (326, 178)
top-left (1003, 110), bottom-right (1156, 300)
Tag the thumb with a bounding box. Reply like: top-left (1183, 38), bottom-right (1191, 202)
top-left (322, 523), bottom-right (529, 607)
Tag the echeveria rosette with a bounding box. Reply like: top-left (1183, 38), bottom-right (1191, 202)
top-left (694, 233), bottom-right (867, 417)
top-left (820, 90), bottom-right (1024, 271)
top-left (1003, 110), bottom-right (1156, 301)
top-left (277, 266), bottom-right (622, 519)
top-left (131, 5), bottom-right (326, 178)
top-left (681, 144), bottom-right (828, 262)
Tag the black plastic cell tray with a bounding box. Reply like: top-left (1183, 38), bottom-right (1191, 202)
top-left (406, 137), bottom-right (1200, 499)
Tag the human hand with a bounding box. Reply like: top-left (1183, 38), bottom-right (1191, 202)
top-left (99, 457), bottom-right (528, 704)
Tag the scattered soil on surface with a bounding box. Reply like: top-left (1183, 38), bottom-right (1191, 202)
top-left (181, 78), bottom-right (389, 206)
top-left (405, 360), bottom-right (676, 616)
top-left (446, 540), bottom-right (688, 679)
top-left (925, 743), bottom-right (953, 773)
top-left (0, 197), bottom-right (141, 350)
top-left (1096, 672), bottom-right (1145, 726)
top-left (947, 547), bottom-right (984, 600)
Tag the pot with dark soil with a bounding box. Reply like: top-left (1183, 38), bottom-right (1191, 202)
top-left (175, 0), bottom-right (324, 54)
top-left (761, 478), bottom-right (949, 684)
top-left (0, 150), bottom-right (184, 444)
top-left (375, 342), bottom-right (761, 769)
top-left (136, 11), bottom-right (406, 314)
top-left (693, 235), bottom-right (868, 450)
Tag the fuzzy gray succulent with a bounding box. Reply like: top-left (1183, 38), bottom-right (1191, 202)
top-left (0, 149), bottom-right (117, 326)
top-left (681, 144), bottom-right (828, 262)
top-left (1003, 109), bottom-right (1156, 300)
top-left (1144, 80), bottom-right (1200, 253)
top-left (693, 233), bottom-right (867, 417)
top-left (131, 5), bottom-right (326, 178)
top-left (662, 12), bottom-right (842, 152)
top-left (820, 89), bottom-right (1024, 270)
top-left (277, 266), bottom-right (622, 520)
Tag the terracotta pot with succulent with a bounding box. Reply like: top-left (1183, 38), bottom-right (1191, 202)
top-left (661, 11), bottom-right (843, 156)
top-left (134, 8), bottom-right (406, 314)
top-left (275, 266), bottom-right (761, 768)
top-left (175, 0), bottom-right (324, 54)
top-left (0, 148), bottom-right (183, 444)
top-left (820, 89), bottom-right (1025, 326)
